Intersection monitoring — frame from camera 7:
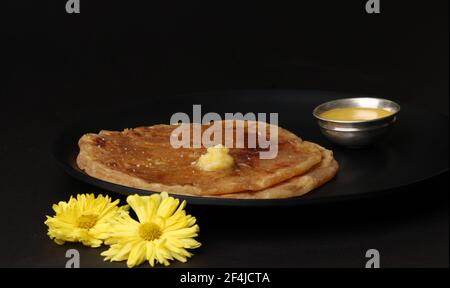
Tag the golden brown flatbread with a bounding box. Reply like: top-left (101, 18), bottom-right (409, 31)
top-left (217, 143), bottom-right (338, 199)
top-left (76, 121), bottom-right (323, 196)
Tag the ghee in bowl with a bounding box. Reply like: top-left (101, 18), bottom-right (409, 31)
top-left (319, 107), bottom-right (393, 122)
top-left (312, 97), bottom-right (401, 146)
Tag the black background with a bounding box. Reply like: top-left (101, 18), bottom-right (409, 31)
top-left (2, 0), bottom-right (448, 268)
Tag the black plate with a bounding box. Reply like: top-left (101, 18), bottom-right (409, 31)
top-left (53, 90), bottom-right (449, 206)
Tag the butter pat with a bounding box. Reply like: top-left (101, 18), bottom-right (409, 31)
top-left (196, 144), bottom-right (234, 171)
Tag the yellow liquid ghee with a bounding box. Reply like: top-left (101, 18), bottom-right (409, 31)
top-left (320, 107), bottom-right (393, 121)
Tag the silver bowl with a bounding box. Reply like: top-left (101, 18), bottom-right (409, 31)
top-left (313, 98), bottom-right (401, 147)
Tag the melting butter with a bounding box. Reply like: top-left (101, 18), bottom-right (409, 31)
top-left (320, 107), bottom-right (393, 121)
top-left (196, 144), bottom-right (234, 171)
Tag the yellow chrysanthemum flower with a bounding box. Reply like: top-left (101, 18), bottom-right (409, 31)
top-left (45, 194), bottom-right (129, 247)
top-left (101, 192), bottom-right (201, 268)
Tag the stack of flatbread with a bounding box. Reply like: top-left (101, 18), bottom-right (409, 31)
top-left (77, 121), bottom-right (338, 199)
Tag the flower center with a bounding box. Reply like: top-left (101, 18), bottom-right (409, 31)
top-left (77, 214), bottom-right (98, 229)
top-left (139, 223), bottom-right (162, 241)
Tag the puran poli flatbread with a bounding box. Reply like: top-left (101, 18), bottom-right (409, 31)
top-left (217, 143), bottom-right (338, 199)
top-left (76, 121), bottom-right (323, 196)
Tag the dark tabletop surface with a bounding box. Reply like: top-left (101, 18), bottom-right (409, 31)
top-left (0, 91), bottom-right (448, 268)
top-left (4, 0), bottom-right (448, 268)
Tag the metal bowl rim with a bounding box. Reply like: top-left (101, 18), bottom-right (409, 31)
top-left (312, 97), bottom-right (401, 124)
